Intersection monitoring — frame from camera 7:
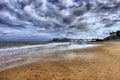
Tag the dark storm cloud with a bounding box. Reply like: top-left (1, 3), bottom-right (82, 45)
top-left (0, 0), bottom-right (120, 40)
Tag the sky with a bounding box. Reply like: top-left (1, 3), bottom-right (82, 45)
top-left (0, 0), bottom-right (120, 41)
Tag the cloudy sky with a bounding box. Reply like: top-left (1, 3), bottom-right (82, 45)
top-left (0, 0), bottom-right (120, 41)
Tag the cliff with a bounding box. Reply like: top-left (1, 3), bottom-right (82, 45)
top-left (104, 31), bottom-right (120, 41)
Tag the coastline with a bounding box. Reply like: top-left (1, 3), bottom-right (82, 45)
top-left (0, 43), bottom-right (97, 72)
top-left (0, 42), bottom-right (120, 80)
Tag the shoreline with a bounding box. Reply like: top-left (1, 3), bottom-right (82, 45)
top-left (0, 43), bottom-right (98, 72)
top-left (0, 42), bottom-right (119, 80)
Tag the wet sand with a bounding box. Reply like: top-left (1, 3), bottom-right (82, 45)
top-left (0, 42), bottom-right (120, 80)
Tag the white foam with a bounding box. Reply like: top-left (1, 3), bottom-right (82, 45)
top-left (0, 42), bottom-right (69, 52)
top-left (0, 43), bottom-right (98, 52)
top-left (67, 44), bottom-right (98, 50)
top-left (0, 43), bottom-right (99, 56)
top-left (0, 43), bottom-right (99, 71)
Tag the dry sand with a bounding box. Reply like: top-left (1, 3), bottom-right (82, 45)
top-left (0, 42), bottom-right (120, 80)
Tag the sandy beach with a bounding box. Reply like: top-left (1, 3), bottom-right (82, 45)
top-left (0, 42), bottom-right (120, 80)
